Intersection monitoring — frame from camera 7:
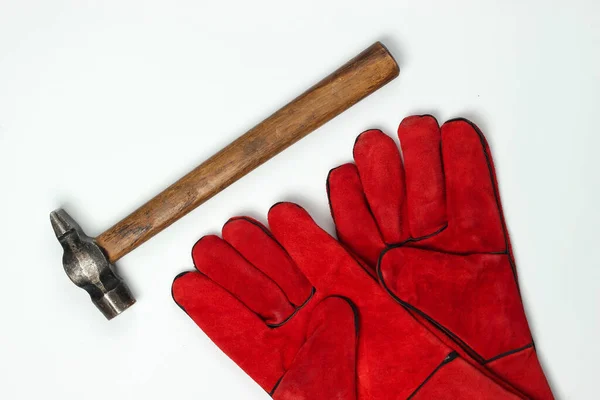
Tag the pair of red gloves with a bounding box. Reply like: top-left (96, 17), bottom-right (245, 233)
top-left (172, 116), bottom-right (554, 399)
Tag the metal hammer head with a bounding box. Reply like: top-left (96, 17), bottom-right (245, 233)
top-left (50, 209), bottom-right (135, 320)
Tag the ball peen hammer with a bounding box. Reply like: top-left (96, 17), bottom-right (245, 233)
top-left (50, 42), bottom-right (399, 320)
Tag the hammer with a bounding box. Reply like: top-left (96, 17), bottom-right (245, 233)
top-left (50, 42), bottom-right (399, 320)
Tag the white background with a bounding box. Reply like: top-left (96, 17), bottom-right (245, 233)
top-left (1, 1), bottom-right (598, 399)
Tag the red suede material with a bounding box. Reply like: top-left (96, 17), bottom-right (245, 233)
top-left (406, 307), bottom-right (524, 396)
top-left (415, 118), bottom-right (506, 252)
top-left (397, 115), bottom-right (446, 237)
top-left (272, 297), bottom-right (357, 400)
top-left (412, 357), bottom-right (520, 400)
top-left (328, 163), bottom-right (386, 269)
top-left (327, 115), bottom-right (553, 399)
top-left (191, 235), bottom-right (295, 325)
top-left (173, 272), bottom-right (287, 389)
top-left (487, 347), bottom-right (553, 400)
top-left (173, 203), bottom-right (519, 399)
top-left (353, 129), bottom-right (409, 243)
top-left (223, 216), bottom-right (313, 307)
top-left (380, 249), bottom-right (531, 359)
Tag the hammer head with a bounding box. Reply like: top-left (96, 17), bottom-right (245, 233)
top-left (50, 209), bottom-right (135, 320)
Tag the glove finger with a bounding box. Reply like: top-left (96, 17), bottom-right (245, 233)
top-left (327, 163), bottom-right (385, 270)
top-left (353, 129), bottom-right (409, 243)
top-left (268, 202), bottom-right (366, 286)
top-left (440, 119), bottom-right (505, 250)
top-left (397, 115), bottom-right (447, 237)
top-left (222, 216), bottom-right (314, 308)
top-left (192, 235), bottom-right (295, 326)
top-left (172, 271), bottom-right (284, 391)
top-left (272, 296), bottom-right (358, 400)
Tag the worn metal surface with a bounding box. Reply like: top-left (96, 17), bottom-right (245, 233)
top-left (50, 209), bottom-right (135, 319)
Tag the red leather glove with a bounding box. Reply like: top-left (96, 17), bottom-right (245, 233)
top-left (327, 115), bottom-right (553, 399)
top-left (172, 206), bottom-right (522, 399)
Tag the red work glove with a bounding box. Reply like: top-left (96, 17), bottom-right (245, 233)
top-left (172, 206), bottom-right (522, 399)
top-left (327, 115), bottom-right (553, 399)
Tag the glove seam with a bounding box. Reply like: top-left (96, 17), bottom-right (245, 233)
top-left (377, 257), bottom-right (534, 364)
top-left (268, 296), bottom-right (360, 398)
top-left (406, 351), bottom-right (459, 400)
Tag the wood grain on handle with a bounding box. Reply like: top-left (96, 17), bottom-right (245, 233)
top-left (96, 41), bottom-right (399, 262)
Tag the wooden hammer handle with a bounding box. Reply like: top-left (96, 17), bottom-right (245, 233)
top-left (96, 42), bottom-right (399, 262)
